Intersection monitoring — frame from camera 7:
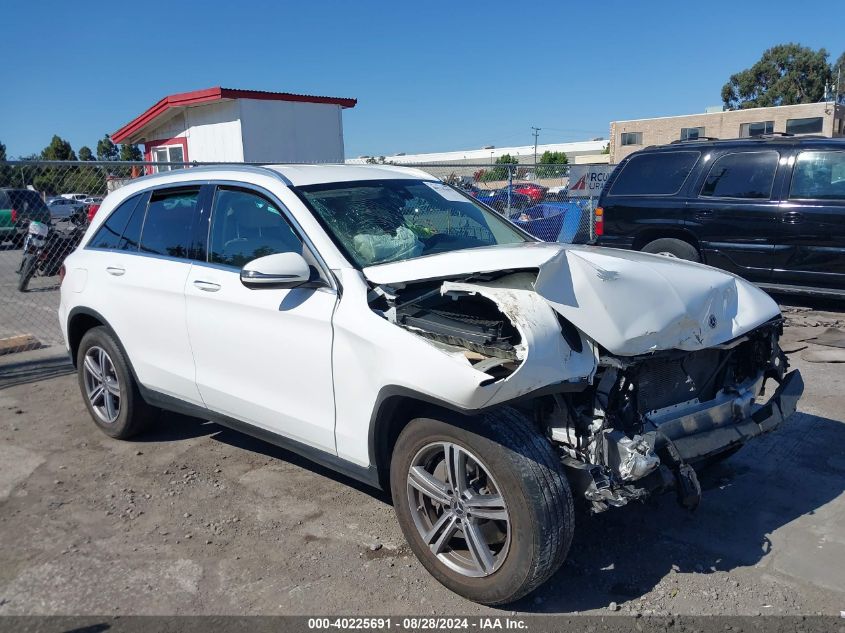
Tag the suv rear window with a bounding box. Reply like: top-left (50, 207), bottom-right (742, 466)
top-left (608, 151), bottom-right (700, 196)
top-left (0, 190), bottom-right (50, 215)
top-left (699, 151), bottom-right (778, 199)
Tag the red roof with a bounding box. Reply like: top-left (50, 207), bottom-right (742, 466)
top-left (111, 86), bottom-right (357, 143)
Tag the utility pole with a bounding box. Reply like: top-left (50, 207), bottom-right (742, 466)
top-left (531, 127), bottom-right (541, 167)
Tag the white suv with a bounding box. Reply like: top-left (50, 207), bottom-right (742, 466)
top-left (59, 165), bottom-right (803, 604)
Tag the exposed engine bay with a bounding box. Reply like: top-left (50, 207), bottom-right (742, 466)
top-left (367, 264), bottom-right (803, 513)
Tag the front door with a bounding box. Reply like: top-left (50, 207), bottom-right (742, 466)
top-left (184, 185), bottom-right (338, 452)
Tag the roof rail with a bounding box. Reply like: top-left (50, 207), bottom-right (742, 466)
top-left (757, 132), bottom-right (794, 138)
top-left (669, 136), bottom-right (720, 144)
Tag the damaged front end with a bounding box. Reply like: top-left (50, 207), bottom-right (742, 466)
top-left (538, 320), bottom-right (803, 512)
top-left (363, 244), bottom-right (804, 514)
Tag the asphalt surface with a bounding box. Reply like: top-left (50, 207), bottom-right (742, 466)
top-left (0, 304), bottom-right (843, 617)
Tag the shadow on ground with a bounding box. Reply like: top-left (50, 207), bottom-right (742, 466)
top-left (0, 354), bottom-right (73, 389)
top-left (510, 410), bottom-right (845, 612)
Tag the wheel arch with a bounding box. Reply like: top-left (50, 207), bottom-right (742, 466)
top-left (67, 307), bottom-right (129, 371)
top-left (632, 228), bottom-right (702, 254)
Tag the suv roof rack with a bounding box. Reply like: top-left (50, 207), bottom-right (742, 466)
top-left (669, 136), bottom-right (720, 144)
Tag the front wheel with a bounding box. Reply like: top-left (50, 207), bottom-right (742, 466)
top-left (17, 254), bottom-right (36, 292)
top-left (390, 408), bottom-right (574, 605)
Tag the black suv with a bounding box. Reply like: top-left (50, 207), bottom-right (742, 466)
top-left (0, 188), bottom-right (52, 247)
top-left (595, 136), bottom-right (845, 297)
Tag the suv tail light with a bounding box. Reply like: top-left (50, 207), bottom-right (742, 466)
top-left (594, 206), bottom-right (604, 237)
top-left (59, 264), bottom-right (66, 286)
top-left (10, 208), bottom-right (18, 223)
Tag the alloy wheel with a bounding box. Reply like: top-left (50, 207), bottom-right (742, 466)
top-left (406, 442), bottom-right (510, 578)
top-left (82, 346), bottom-right (121, 424)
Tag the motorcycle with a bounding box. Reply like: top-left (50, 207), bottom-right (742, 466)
top-left (18, 215), bottom-right (86, 292)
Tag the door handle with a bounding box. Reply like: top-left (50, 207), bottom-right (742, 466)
top-left (106, 266), bottom-right (125, 276)
top-left (781, 211), bottom-right (804, 224)
top-left (694, 210), bottom-right (715, 220)
top-left (193, 280), bottom-right (221, 292)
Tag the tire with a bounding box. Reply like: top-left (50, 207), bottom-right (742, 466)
top-left (641, 237), bottom-right (700, 262)
top-left (390, 407), bottom-right (574, 605)
top-left (17, 254), bottom-right (36, 292)
top-left (76, 326), bottom-right (155, 439)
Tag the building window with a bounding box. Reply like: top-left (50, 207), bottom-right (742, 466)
top-left (620, 132), bottom-right (642, 146)
top-left (739, 121), bottom-right (774, 137)
top-left (680, 127), bottom-right (705, 141)
top-left (786, 117), bottom-right (824, 135)
top-left (151, 145), bottom-right (186, 172)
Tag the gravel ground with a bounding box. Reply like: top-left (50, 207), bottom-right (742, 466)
top-left (0, 302), bottom-right (844, 617)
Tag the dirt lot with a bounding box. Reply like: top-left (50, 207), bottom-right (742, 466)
top-left (0, 301), bottom-right (844, 617)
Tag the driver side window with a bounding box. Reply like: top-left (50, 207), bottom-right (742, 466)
top-left (208, 187), bottom-right (303, 268)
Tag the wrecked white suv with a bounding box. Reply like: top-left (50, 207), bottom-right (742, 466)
top-left (59, 165), bottom-right (803, 605)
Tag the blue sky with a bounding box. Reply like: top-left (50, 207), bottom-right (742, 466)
top-left (2, 0), bottom-right (843, 159)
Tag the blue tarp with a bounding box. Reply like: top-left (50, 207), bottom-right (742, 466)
top-left (509, 201), bottom-right (590, 243)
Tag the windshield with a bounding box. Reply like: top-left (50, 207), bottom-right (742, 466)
top-left (295, 179), bottom-right (530, 267)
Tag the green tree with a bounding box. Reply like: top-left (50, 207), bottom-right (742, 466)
top-left (0, 140), bottom-right (13, 188)
top-left (40, 134), bottom-right (77, 161)
top-left (483, 154), bottom-right (517, 182)
top-left (78, 146), bottom-right (94, 161)
top-left (832, 51), bottom-right (845, 98)
top-left (119, 144), bottom-right (143, 162)
top-left (96, 135), bottom-right (119, 161)
top-left (721, 43), bottom-right (832, 110)
top-left (537, 151), bottom-right (568, 178)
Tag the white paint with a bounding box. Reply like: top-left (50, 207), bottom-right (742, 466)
top-left (184, 100), bottom-right (244, 162)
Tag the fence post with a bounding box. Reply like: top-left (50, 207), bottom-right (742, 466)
top-left (588, 196), bottom-right (595, 243)
top-left (507, 166), bottom-right (513, 215)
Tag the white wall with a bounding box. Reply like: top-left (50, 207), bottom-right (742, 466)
top-left (238, 99), bottom-right (345, 163)
top-left (185, 100), bottom-right (244, 162)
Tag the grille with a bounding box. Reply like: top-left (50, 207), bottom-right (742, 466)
top-left (636, 349), bottom-right (722, 413)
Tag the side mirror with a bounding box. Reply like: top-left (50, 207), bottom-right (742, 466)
top-left (240, 252), bottom-right (312, 289)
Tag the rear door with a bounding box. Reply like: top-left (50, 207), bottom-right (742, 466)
top-left (686, 150), bottom-right (781, 282)
top-left (774, 149), bottom-right (845, 291)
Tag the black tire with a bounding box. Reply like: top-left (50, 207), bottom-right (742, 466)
top-left (17, 254), bottom-right (36, 292)
top-left (390, 407), bottom-right (574, 605)
top-left (641, 237), bottom-right (700, 262)
top-left (76, 326), bottom-right (155, 439)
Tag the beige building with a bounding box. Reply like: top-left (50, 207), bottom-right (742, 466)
top-left (610, 102), bottom-right (845, 163)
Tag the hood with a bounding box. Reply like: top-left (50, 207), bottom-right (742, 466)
top-left (363, 243), bottom-right (780, 356)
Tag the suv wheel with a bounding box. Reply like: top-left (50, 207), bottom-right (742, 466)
top-left (390, 408), bottom-right (574, 605)
top-left (77, 326), bottom-right (155, 439)
top-left (641, 237), bottom-right (700, 262)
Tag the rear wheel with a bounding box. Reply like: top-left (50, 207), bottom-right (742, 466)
top-left (77, 327), bottom-right (155, 439)
top-left (641, 237), bottom-right (700, 262)
top-left (390, 408), bottom-right (574, 605)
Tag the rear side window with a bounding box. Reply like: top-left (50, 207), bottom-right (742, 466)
top-left (608, 151), bottom-right (699, 196)
top-left (139, 188), bottom-right (200, 258)
top-left (6, 190), bottom-right (49, 215)
top-left (88, 194), bottom-right (144, 250)
top-left (789, 150), bottom-right (845, 200)
top-left (700, 151), bottom-right (778, 199)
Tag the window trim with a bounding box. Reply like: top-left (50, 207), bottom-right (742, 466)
top-left (697, 150), bottom-right (780, 201)
top-left (787, 149), bottom-right (845, 202)
top-left (606, 150), bottom-right (701, 197)
top-left (199, 181), bottom-right (337, 291)
top-left (85, 191), bottom-right (149, 252)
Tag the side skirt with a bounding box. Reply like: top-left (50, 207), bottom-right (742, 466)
top-left (139, 386), bottom-right (382, 491)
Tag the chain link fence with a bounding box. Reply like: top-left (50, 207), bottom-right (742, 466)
top-left (0, 160), bottom-right (598, 357)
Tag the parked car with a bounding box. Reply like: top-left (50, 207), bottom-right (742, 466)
top-left (60, 193), bottom-right (90, 202)
top-left (545, 185), bottom-right (569, 201)
top-left (0, 188), bottom-right (52, 247)
top-left (60, 165), bottom-right (802, 605)
top-left (86, 202), bottom-right (101, 224)
top-left (81, 197), bottom-right (103, 205)
top-left (502, 182), bottom-right (547, 203)
top-left (595, 136), bottom-right (845, 297)
top-left (473, 188), bottom-right (532, 212)
top-left (48, 197), bottom-right (86, 220)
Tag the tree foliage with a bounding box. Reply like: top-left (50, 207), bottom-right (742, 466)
top-left (721, 44), bottom-right (832, 110)
top-left (119, 143), bottom-right (143, 162)
top-left (481, 154), bottom-right (518, 182)
top-left (537, 151), bottom-right (568, 178)
top-left (96, 135), bottom-right (119, 161)
top-left (40, 134), bottom-right (77, 161)
top-left (78, 146), bottom-right (94, 161)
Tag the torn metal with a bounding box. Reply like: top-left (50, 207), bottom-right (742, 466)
top-left (363, 242), bottom-right (803, 513)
